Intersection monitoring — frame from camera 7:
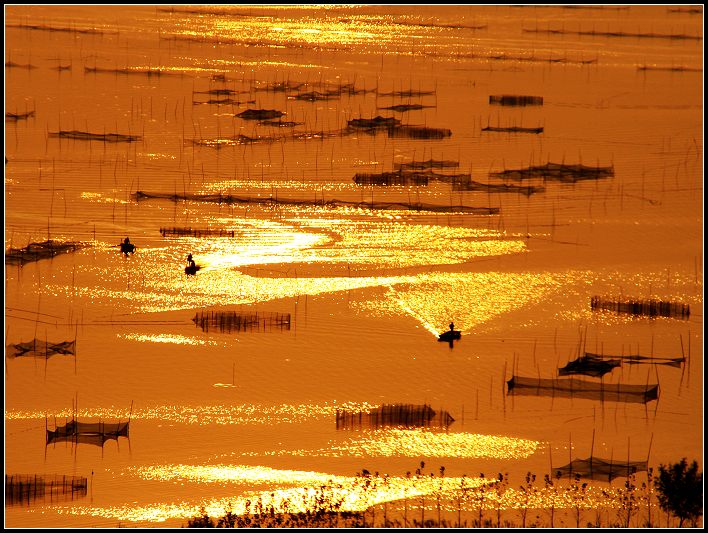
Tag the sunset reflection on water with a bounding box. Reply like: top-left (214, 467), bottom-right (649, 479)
top-left (4, 3), bottom-right (701, 529)
top-left (32, 464), bottom-right (633, 525)
top-left (6, 402), bottom-right (378, 426)
top-left (252, 428), bottom-right (540, 460)
top-left (39, 218), bottom-right (528, 314)
top-left (169, 8), bottom-right (431, 51)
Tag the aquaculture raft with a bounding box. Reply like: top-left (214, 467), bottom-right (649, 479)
top-left (193, 310), bottom-right (291, 333)
top-left (558, 354), bottom-right (621, 378)
top-left (554, 457), bottom-right (648, 482)
top-left (584, 351), bottom-right (685, 368)
top-left (353, 171), bottom-right (429, 186)
top-left (506, 376), bottom-right (659, 404)
top-left (489, 94), bottom-right (543, 106)
top-left (590, 296), bottom-right (691, 320)
top-left (236, 109), bottom-right (284, 120)
top-left (482, 125), bottom-right (543, 134)
top-left (160, 227), bottom-right (236, 238)
top-left (7, 339), bottom-right (76, 359)
top-left (348, 116), bottom-right (400, 129)
top-left (394, 159), bottom-right (459, 171)
top-left (134, 190), bottom-right (499, 215)
top-left (48, 130), bottom-right (141, 142)
top-left (46, 418), bottom-right (130, 447)
top-left (490, 162), bottom-right (614, 183)
top-left (387, 125), bottom-right (452, 139)
top-left (452, 180), bottom-right (544, 196)
top-left (336, 403), bottom-right (455, 430)
top-left (6, 239), bottom-right (86, 265)
top-left (5, 474), bottom-right (88, 505)
top-left (379, 103), bottom-right (432, 112)
top-left (6, 110), bottom-right (35, 121)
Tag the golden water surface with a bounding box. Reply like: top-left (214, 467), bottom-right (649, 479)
top-left (5, 4), bottom-right (702, 528)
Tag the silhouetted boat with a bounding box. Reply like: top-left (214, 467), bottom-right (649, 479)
top-left (185, 264), bottom-right (201, 275)
top-left (438, 330), bottom-right (461, 342)
top-left (120, 242), bottom-right (135, 255)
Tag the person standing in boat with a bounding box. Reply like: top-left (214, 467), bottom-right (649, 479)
top-left (185, 253), bottom-right (199, 275)
top-left (121, 236), bottom-right (135, 255)
top-left (449, 321), bottom-right (455, 332)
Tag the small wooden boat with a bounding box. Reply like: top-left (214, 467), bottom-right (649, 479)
top-left (185, 264), bottom-right (201, 275)
top-left (120, 242), bottom-right (136, 255)
top-left (438, 330), bottom-right (461, 342)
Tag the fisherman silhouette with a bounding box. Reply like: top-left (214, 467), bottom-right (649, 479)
top-left (438, 321), bottom-right (459, 349)
top-left (120, 236), bottom-right (135, 255)
top-left (185, 253), bottom-right (198, 275)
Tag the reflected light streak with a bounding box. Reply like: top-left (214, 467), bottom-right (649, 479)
top-left (49, 233), bottom-right (533, 316)
top-left (49, 467), bottom-right (494, 523)
top-left (215, 58), bottom-right (325, 69)
top-left (321, 222), bottom-right (525, 269)
top-left (72, 273), bottom-right (417, 314)
top-left (133, 464), bottom-right (345, 486)
top-left (210, 18), bottom-right (385, 48)
top-left (200, 179), bottom-right (355, 194)
top-left (118, 333), bottom-right (217, 346)
top-left (256, 428), bottom-right (540, 460)
top-left (462, 484), bottom-right (649, 513)
top-left (41, 208), bottom-right (536, 317)
top-left (6, 401), bottom-right (379, 426)
top-left (164, 217), bottom-right (526, 271)
top-left (170, 9), bottom-right (462, 55)
top-left (79, 192), bottom-right (129, 204)
top-left (33, 467), bottom-right (632, 524)
top-left (385, 272), bottom-right (568, 335)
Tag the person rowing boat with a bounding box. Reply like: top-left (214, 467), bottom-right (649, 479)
top-left (120, 237), bottom-right (136, 255)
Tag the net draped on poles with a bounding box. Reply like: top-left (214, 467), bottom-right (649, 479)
top-left (555, 457), bottom-right (649, 482)
top-left (7, 339), bottom-right (76, 358)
